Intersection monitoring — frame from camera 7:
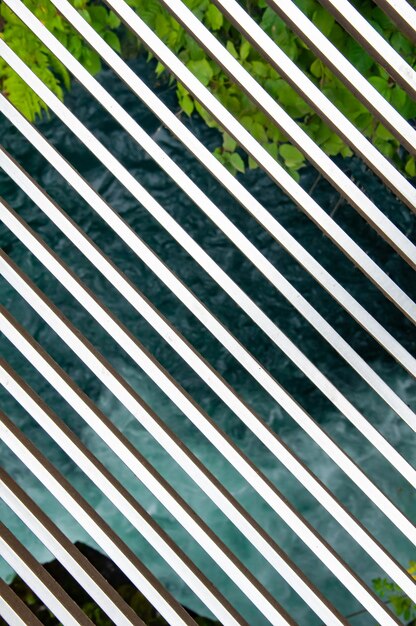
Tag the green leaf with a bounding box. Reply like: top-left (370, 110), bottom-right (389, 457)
top-left (264, 142), bottom-right (278, 159)
top-left (240, 115), bottom-right (254, 133)
top-left (340, 145), bottom-right (353, 158)
top-left (187, 58), bottom-right (214, 85)
top-left (223, 133), bottom-right (237, 152)
top-left (295, 0), bottom-right (318, 18)
top-left (375, 123), bottom-right (394, 142)
top-left (155, 13), bottom-right (170, 39)
top-left (251, 121), bottom-right (268, 143)
top-left (371, 7), bottom-right (393, 31)
top-left (390, 86), bottom-right (408, 116)
top-left (390, 32), bottom-right (413, 57)
top-left (82, 48), bottom-right (101, 75)
top-left (405, 156), bottom-right (416, 178)
top-left (225, 94), bottom-right (240, 114)
top-left (240, 39), bottom-right (251, 61)
top-left (88, 5), bottom-right (108, 29)
top-left (155, 61), bottom-right (165, 76)
top-left (321, 133), bottom-right (345, 156)
top-left (289, 168), bottom-right (300, 182)
top-left (344, 39), bottom-right (374, 74)
top-left (226, 40), bottom-right (238, 58)
top-left (279, 143), bottom-right (304, 167)
top-left (104, 31), bottom-right (121, 53)
top-left (180, 94), bottom-right (194, 116)
top-left (229, 152), bottom-right (245, 173)
top-left (107, 11), bottom-right (121, 29)
top-left (251, 60), bottom-right (269, 78)
top-left (310, 58), bottom-right (323, 78)
top-left (205, 4), bottom-right (223, 30)
top-left (260, 7), bottom-right (286, 37)
top-left (312, 6), bottom-right (335, 36)
top-left (368, 76), bottom-right (390, 99)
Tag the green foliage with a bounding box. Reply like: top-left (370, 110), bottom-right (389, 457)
top-left (373, 561), bottom-right (416, 625)
top-left (0, 0), bottom-right (121, 120)
top-left (1, 0), bottom-right (416, 178)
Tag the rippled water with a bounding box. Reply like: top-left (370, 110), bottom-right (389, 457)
top-left (1, 55), bottom-right (415, 625)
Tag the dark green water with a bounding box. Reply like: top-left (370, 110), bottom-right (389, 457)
top-left (1, 56), bottom-right (415, 625)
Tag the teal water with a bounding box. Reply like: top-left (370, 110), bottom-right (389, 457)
top-left (1, 56), bottom-right (415, 625)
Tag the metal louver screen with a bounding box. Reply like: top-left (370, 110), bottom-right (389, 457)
top-left (0, 0), bottom-right (415, 624)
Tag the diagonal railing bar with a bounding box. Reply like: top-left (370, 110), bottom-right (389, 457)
top-left (2, 163), bottom-right (414, 487)
top-left (0, 413), bottom-right (241, 626)
top-left (0, 578), bottom-right (44, 626)
top-left (1, 0), bottom-right (414, 621)
top-left (2, 31), bottom-right (416, 346)
top-left (44, 0), bottom-right (416, 232)
top-left (372, 0), bottom-right (416, 41)
top-left (317, 0), bottom-right (416, 99)
top-left (0, 310), bottom-right (406, 626)
top-left (0, 471), bottom-right (147, 626)
top-left (2, 196), bottom-right (415, 570)
top-left (1, 191), bottom-right (415, 543)
top-left (156, 0), bottom-right (416, 231)
top-left (205, 0), bottom-right (416, 213)
top-left (265, 0), bottom-right (416, 159)
top-left (1, 248), bottom-right (415, 614)
top-left (69, 0), bottom-right (416, 315)
top-left (2, 123), bottom-right (414, 440)
top-left (2, 146), bottom-right (416, 536)
top-left (0, 361), bottom-right (345, 626)
top-left (1, 112), bottom-right (415, 431)
top-left (3, 155), bottom-right (416, 531)
top-left (1, 59), bottom-right (415, 380)
top-left (1, 64), bottom-right (414, 428)
top-left (0, 305), bottom-right (312, 626)
top-left (0, 523), bottom-right (94, 626)
top-left (0, 396), bottom-right (256, 626)
top-left (12, 0), bottom-right (416, 285)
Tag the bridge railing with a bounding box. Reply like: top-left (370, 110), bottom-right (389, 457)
top-left (0, 0), bottom-right (415, 624)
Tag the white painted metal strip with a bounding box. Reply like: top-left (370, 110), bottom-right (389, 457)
top-left (0, 309), bottom-right (294, 626)
top-left (0, 524), bottom-right (94, 626)
top-left (2, 161), bottom-right (414, 492)
top-left (2, 99), bottom-right (415, 435)
top-left (0, 578), bottom-right (44, 626)
top-left (40, 0), bottom-right (416, 237)
top-left (265, 0), bottom-right (416, 157)
top-left (156, 0), bottom-right (416, 236)
top-left (207, 0), bottom-right (416, 213)
top-left (318, 0), bottom-right (416, 98)
top-left (0, 361), bottom-right (344, 626)
top-left (373, 0), bottom-right (416, 41)
top-left (14, 0), bottom-right (416, 290)
top-left (37, 1), bottom-right (414, 322)
top-left (1, 259), bottom-right (415, 619)
top-left (0, 0), bottom-right (414, 622)
top-left (0, 317), bottom-right (403, 626)
top-left (2, 14), bottom-right (415, 342)
top-left (0, 407), bottom-right (248, 626)
top-left (0, 412), bottom-right (239, 626)
top-left (2, 16), bottom-right (415, 341)
top-left (0, 472), bottom-right (147, 626)
top-left (1, 194), bottom-right (414, 583)
top-left (2, 131), bottom-right (415, 514)
top-left (2, 193), bottom-right (415, 546)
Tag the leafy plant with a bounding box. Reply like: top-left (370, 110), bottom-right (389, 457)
top-left (373, 561), bottom-right (416, 625)
top-left (1, 0), bottom-right (415, 179)
top-left (0, 0), bottom-right (121, 119)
